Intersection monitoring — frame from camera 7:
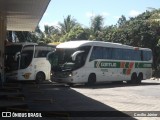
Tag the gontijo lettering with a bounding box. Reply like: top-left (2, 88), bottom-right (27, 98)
top-left (101, 62), bottom-right (116, 67)
top-left (95, 61), bottom-right (117, 68)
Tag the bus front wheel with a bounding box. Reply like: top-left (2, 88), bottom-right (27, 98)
top-left (36, 72), bottom-right (45, 84)
top-left (87, 74), bottom-right (96, 86)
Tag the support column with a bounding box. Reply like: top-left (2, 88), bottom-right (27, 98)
top-left (0, 13), bottom-right (6, 85)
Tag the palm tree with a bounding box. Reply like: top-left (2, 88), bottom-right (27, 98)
top-left (117, 15), bottom-right (127, 27)
top-left (90, 15), bottom-right (104, 40)
top-left (59, 15), bottom-right (78, 34)
top-left (91, 15), bottom-right (104, 34)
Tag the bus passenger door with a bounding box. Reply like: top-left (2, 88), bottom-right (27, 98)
top-left (18, 45), bottom-right (35, 80)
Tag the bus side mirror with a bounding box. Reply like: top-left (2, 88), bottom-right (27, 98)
top-left (46, 51), bottom-right (55, 60)
top-left (71, 51), bottom-right (84, 61)
top-left (14, 52), bottom-right (20, 61)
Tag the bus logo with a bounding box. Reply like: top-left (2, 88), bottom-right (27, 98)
top-left (95, 61), bottom-right (117, 68)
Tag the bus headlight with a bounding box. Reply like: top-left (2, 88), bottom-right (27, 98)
top-left (50, 73), bottom-right (53, 76)
top-left (50, 71), bottom-right (54, 77)
top-left (68, 72), bottom-right (77, 77)
top-left (69, 73), bottom-right (72, 77)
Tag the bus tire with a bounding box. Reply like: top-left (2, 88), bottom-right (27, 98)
top-left (137, 73), bottom-right (143, 84)
top-left (36, 72), bottom-right (45, 84)
top-left (127, 73), bottom-right (137, 84)
top-left (87, 73), bottom-right (96, 86)
top-left (112, 81), bottom-right (123, 84)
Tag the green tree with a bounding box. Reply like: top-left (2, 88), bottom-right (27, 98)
top-left (59, 15), bottom-right (78, 34)
top-left (117, 15), bottom-right (127, 27)
top-left (60, 25), bottom-right (88, 42)
top-left (90, 15), bottom-right (104, 40)
top-left (43, 25), bottom-right (61, 43)
top-left (105, 9), bottom-right (160, 70)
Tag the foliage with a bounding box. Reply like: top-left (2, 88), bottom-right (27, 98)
top-left (60, 25), bottom-right (89, 42)
top-left (90, 15), bottom-right (104, 40)
top-left (10, 9), bottom-right (160, 71)
top-left (59, 15), bottom-right (78, 34)
top-left (117, 15), bottom-right (127, 27)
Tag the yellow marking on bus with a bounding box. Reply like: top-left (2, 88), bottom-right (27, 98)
top-left (22, 73), bottom-right (32, 79)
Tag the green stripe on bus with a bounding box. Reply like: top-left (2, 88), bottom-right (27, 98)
top-left (94, 61), bottom-right (120, 68)
top-left (125, 62), bottom-right (129, 68)
top-left (135, 63), bottom-right (152, 68)
top-left (94, 61), bottom-right (152, 68)
top-left (123, 69), bottom-right (127, 74)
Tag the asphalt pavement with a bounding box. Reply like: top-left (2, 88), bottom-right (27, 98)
top-left (0, 79), bottom-right (160, 120)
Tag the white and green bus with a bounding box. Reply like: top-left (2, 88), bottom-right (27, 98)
top-left (5, 43), bottom-right (55, 83)
top-left (50, 40), bottom-right (152, 85)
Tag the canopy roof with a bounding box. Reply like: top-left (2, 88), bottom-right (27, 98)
top-left (0, 0), bottom-right (51, 31)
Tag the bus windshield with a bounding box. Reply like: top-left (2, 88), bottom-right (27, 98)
top-left (5, 44), bottom-right (22, 71)
top-left (51, 46), bottom-right (91, 72)
top-left (20, 45), bottom-right (34, 69)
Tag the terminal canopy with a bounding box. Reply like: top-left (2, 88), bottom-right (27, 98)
top-left (0, 0), bottom-right (51, 31)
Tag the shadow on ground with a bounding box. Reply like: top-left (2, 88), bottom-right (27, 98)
top-left (0, 80), bottom-right (137, 120)
top-left (71, 80), bottom-right (160, 89)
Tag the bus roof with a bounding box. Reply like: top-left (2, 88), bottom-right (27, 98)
top-left (56, 40), bottom-right (151, 51)
top-left (57, 40), bottom-right (124, 48)
top-left (7, 42), bottom-right (38, 46)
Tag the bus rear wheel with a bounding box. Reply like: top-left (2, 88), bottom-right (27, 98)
top-left (127, 73), bottom-right (137, 84)
top-left (36, 72), bottom-right (45, 84)
top-left (87, 74), bottom-right (96, 86)
top-left (137, 73), bottom-right (143, 84)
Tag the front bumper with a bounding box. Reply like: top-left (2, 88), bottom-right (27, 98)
top-left (52, 76), bottom-right (74, 83)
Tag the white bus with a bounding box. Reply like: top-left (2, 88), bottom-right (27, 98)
top-left (5, 43), bottom-right (55, 83)
top-left (50, 40), bottom-right (152, 85)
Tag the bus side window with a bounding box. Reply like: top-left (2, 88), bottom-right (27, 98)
top-left (112, 48), bottom-right (121, 60)
top-left (90, 47), bottom-right (96, 61)
top-left (135, 50), bottom-right (141, 61)
top-left (141, 51), bottom-right (143, 61)
top-left (142, 50), bottom-right (152, 61)
top-left (103, 47), bottom-right (112, 59)
top-left (89, 46), bottom-right (103, 61)
top-left (37, 50), bottom-right (50, 57)
top-left (34, 46), bottom-right (54, 58)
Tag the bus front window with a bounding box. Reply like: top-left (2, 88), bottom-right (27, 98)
top-left (52, 46), bottom-right (91, 71)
